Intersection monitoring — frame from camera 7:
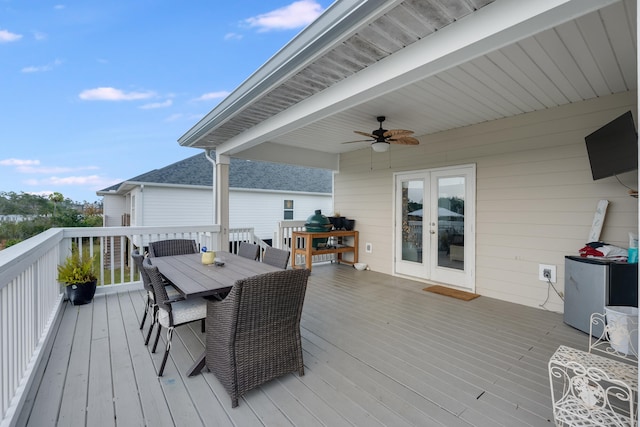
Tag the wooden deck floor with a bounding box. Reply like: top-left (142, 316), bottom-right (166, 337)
top-left (22, 264), bottom-right (587, 426)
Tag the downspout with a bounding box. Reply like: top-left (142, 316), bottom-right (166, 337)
top-left (139, 184), bottom-right (144, 226)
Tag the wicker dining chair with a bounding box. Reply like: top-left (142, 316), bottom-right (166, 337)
top-left (148, 239), bottom-right (198, 257)
top-left (205, 268), bottom-right (311, 407)
top-left (262, 246), bottom-right (291, 269)
top-left (237, 242), bottom-right (260, 260)
top-left (132, 250), bottom-right (179, 345)
top-left (143, 259), bottom-right (207, 376)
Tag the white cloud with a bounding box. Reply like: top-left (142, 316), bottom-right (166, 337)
top-left (34, 32), bottom-right (48, 41)
top-left (139, 99), bottom-right (173, 109)
top-left (22, 59), bottom-right (63, 73)
top-left (245, 0), bottom-right (323, 32)
top-left (194, 91), bottom-right (230, 102)
top-left (16, 165), bottom-right (99, 174)
top-left (224, 32), bottom-right (243, 41)
top-left (26, 175), bottom-right (106, 186)
top-left (0, 158), bottom-right (40, 166)
top-left (2, 160), bottom-right (100, 179)
top-left (0, 29), bottom-right (23, 43)
top-left (165, 113), bottom-right (184, 122)
top-left (79, 87), bottom-right (155, 101)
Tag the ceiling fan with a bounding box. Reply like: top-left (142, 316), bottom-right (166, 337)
top-left (343, 116), bottom-right (419, 152)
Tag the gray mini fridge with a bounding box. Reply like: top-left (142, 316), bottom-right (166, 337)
top-left (564, 256), bottom-right (637, 337)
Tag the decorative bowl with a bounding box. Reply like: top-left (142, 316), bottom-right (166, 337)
top-left (353, 263), bottom-right (367, 271)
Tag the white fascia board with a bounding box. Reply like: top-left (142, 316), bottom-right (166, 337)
top-left (104, 181), bottom-right (212, 195)
top-left (214, 0), bottom-right (619, 157)
top-left (178, 0), bottom-right (399, 147)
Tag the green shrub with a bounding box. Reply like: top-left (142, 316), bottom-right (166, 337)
top-left (57, 245), bottom-right (98, 285)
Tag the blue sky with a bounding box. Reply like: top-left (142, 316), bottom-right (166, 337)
top-left (0, 0), bottom-right (331, 202)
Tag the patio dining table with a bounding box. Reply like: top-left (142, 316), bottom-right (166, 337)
top-left (150, 251), bottom-right (280, 375)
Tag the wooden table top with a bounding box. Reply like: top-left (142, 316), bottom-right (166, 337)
top-left (150, 252), bottom-right (280, 298)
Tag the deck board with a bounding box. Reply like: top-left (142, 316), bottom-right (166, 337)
top-left (106, 293), bottom-right (145, 427)
top-left (87, 295), bottom-right (115, 427)
top-left (21, 264), bottom-right (589, 426)
top-left (26, 301), bottom-right (77, 427)
top-left (57, 303), bottom-right (92, 427)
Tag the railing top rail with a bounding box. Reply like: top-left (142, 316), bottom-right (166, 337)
top-left (61, 224), bottom-right (221, 238)
top-left (0, 225), bottom-right (222, 290)
top-left (0, 228), bottom-right (64, 290)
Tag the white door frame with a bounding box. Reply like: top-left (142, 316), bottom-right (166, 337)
top-left (393, 164), bottom-right (476, 291)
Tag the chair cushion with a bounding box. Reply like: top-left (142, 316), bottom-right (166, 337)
top-left (148, 285), bottom-right (179, 302)
top-left (158, 297), bottom-right (206, 327)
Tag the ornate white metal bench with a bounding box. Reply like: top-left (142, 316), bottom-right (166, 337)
top-left (589, 311), bottom-right (638, 362)
top-left (549, 345), bottom-right (636, 426)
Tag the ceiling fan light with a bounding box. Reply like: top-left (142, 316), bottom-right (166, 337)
top-left (371, 141), bottom-right (389, 152)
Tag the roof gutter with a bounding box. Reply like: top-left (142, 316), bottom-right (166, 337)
top-left (177, 0), bottom-right (398, 148)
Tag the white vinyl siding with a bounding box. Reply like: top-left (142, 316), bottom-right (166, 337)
top-left (335, 91), bottom-right (638, 311)
top-left (141, 186), bottom-right (213, 227)
top-left (104, 185), bottom-right (331, 241)
top-left (230, 189), bottom-right (332, 239)
top-left (102, 194), bottom-right (126, 227)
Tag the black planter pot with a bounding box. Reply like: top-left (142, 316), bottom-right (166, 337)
top-left (343, 219), bottom-right (355, 231)
top-left (329, 216), bottom-right (345, 230)
top-left (65, 280), bottom-right (97, 305)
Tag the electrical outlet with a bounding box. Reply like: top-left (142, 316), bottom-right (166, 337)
top-left (365, 243), bottom-right (372, 253)
top-left (538, 264), bottom-right (556, 283)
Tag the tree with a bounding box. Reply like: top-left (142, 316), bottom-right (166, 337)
top-left (49, 192), bottom-right (64, 216)
top-left (0, 192), bottom-right (103, 249)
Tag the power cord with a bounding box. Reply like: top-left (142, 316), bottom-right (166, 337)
top-left (540, 277), bottom-right (564, 311)
top-left (615, 174), bottom-right (637, 192)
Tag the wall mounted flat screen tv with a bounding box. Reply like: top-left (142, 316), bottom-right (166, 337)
top-left (585, 110), bottom-right (638, 180)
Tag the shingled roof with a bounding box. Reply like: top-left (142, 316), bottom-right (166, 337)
top-left (100, 152), bottom-right (332, 194)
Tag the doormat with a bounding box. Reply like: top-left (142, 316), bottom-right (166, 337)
top-left (423, 285), bottom-right (480, 301)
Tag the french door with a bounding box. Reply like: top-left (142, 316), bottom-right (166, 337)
top-left (394, 165), bottom-right (475, 290)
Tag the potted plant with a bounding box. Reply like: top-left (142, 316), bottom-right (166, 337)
top-left (57, 244), bottom-right (98, 305)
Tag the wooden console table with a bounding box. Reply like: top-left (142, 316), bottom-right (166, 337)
top-left (291, 230), bottom-right (358, 271)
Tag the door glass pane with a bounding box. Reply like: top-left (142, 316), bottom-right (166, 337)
top-left (437, 177), bottom-right (464, 270)
top-left (401, 180), bottom-right (423, 263)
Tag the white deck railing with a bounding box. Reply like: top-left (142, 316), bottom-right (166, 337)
top-left (0, 222), bottom-right (337, 426)
top-left (0, 224), bottom-right (220, 427)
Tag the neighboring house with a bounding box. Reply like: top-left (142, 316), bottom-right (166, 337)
top-left (97, 152), bottom-right (333, 241)
top-left (0, 215), bottom-right (37, 223)
top-left (177, 0), bottom-right (638, 313)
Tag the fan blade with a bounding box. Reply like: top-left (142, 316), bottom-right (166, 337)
top-left (354, 130), bottom-right (376, 138)
top-left (389, 136), bottom-right (419, 145)
top-left (384, 129), bottom-right (413, 138)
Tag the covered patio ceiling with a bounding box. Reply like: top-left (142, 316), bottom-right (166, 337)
top-left (178, 0), bottom-right (636, 171)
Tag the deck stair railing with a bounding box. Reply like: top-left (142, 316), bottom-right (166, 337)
top-left (228, 227), bottom-right (271, 261)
